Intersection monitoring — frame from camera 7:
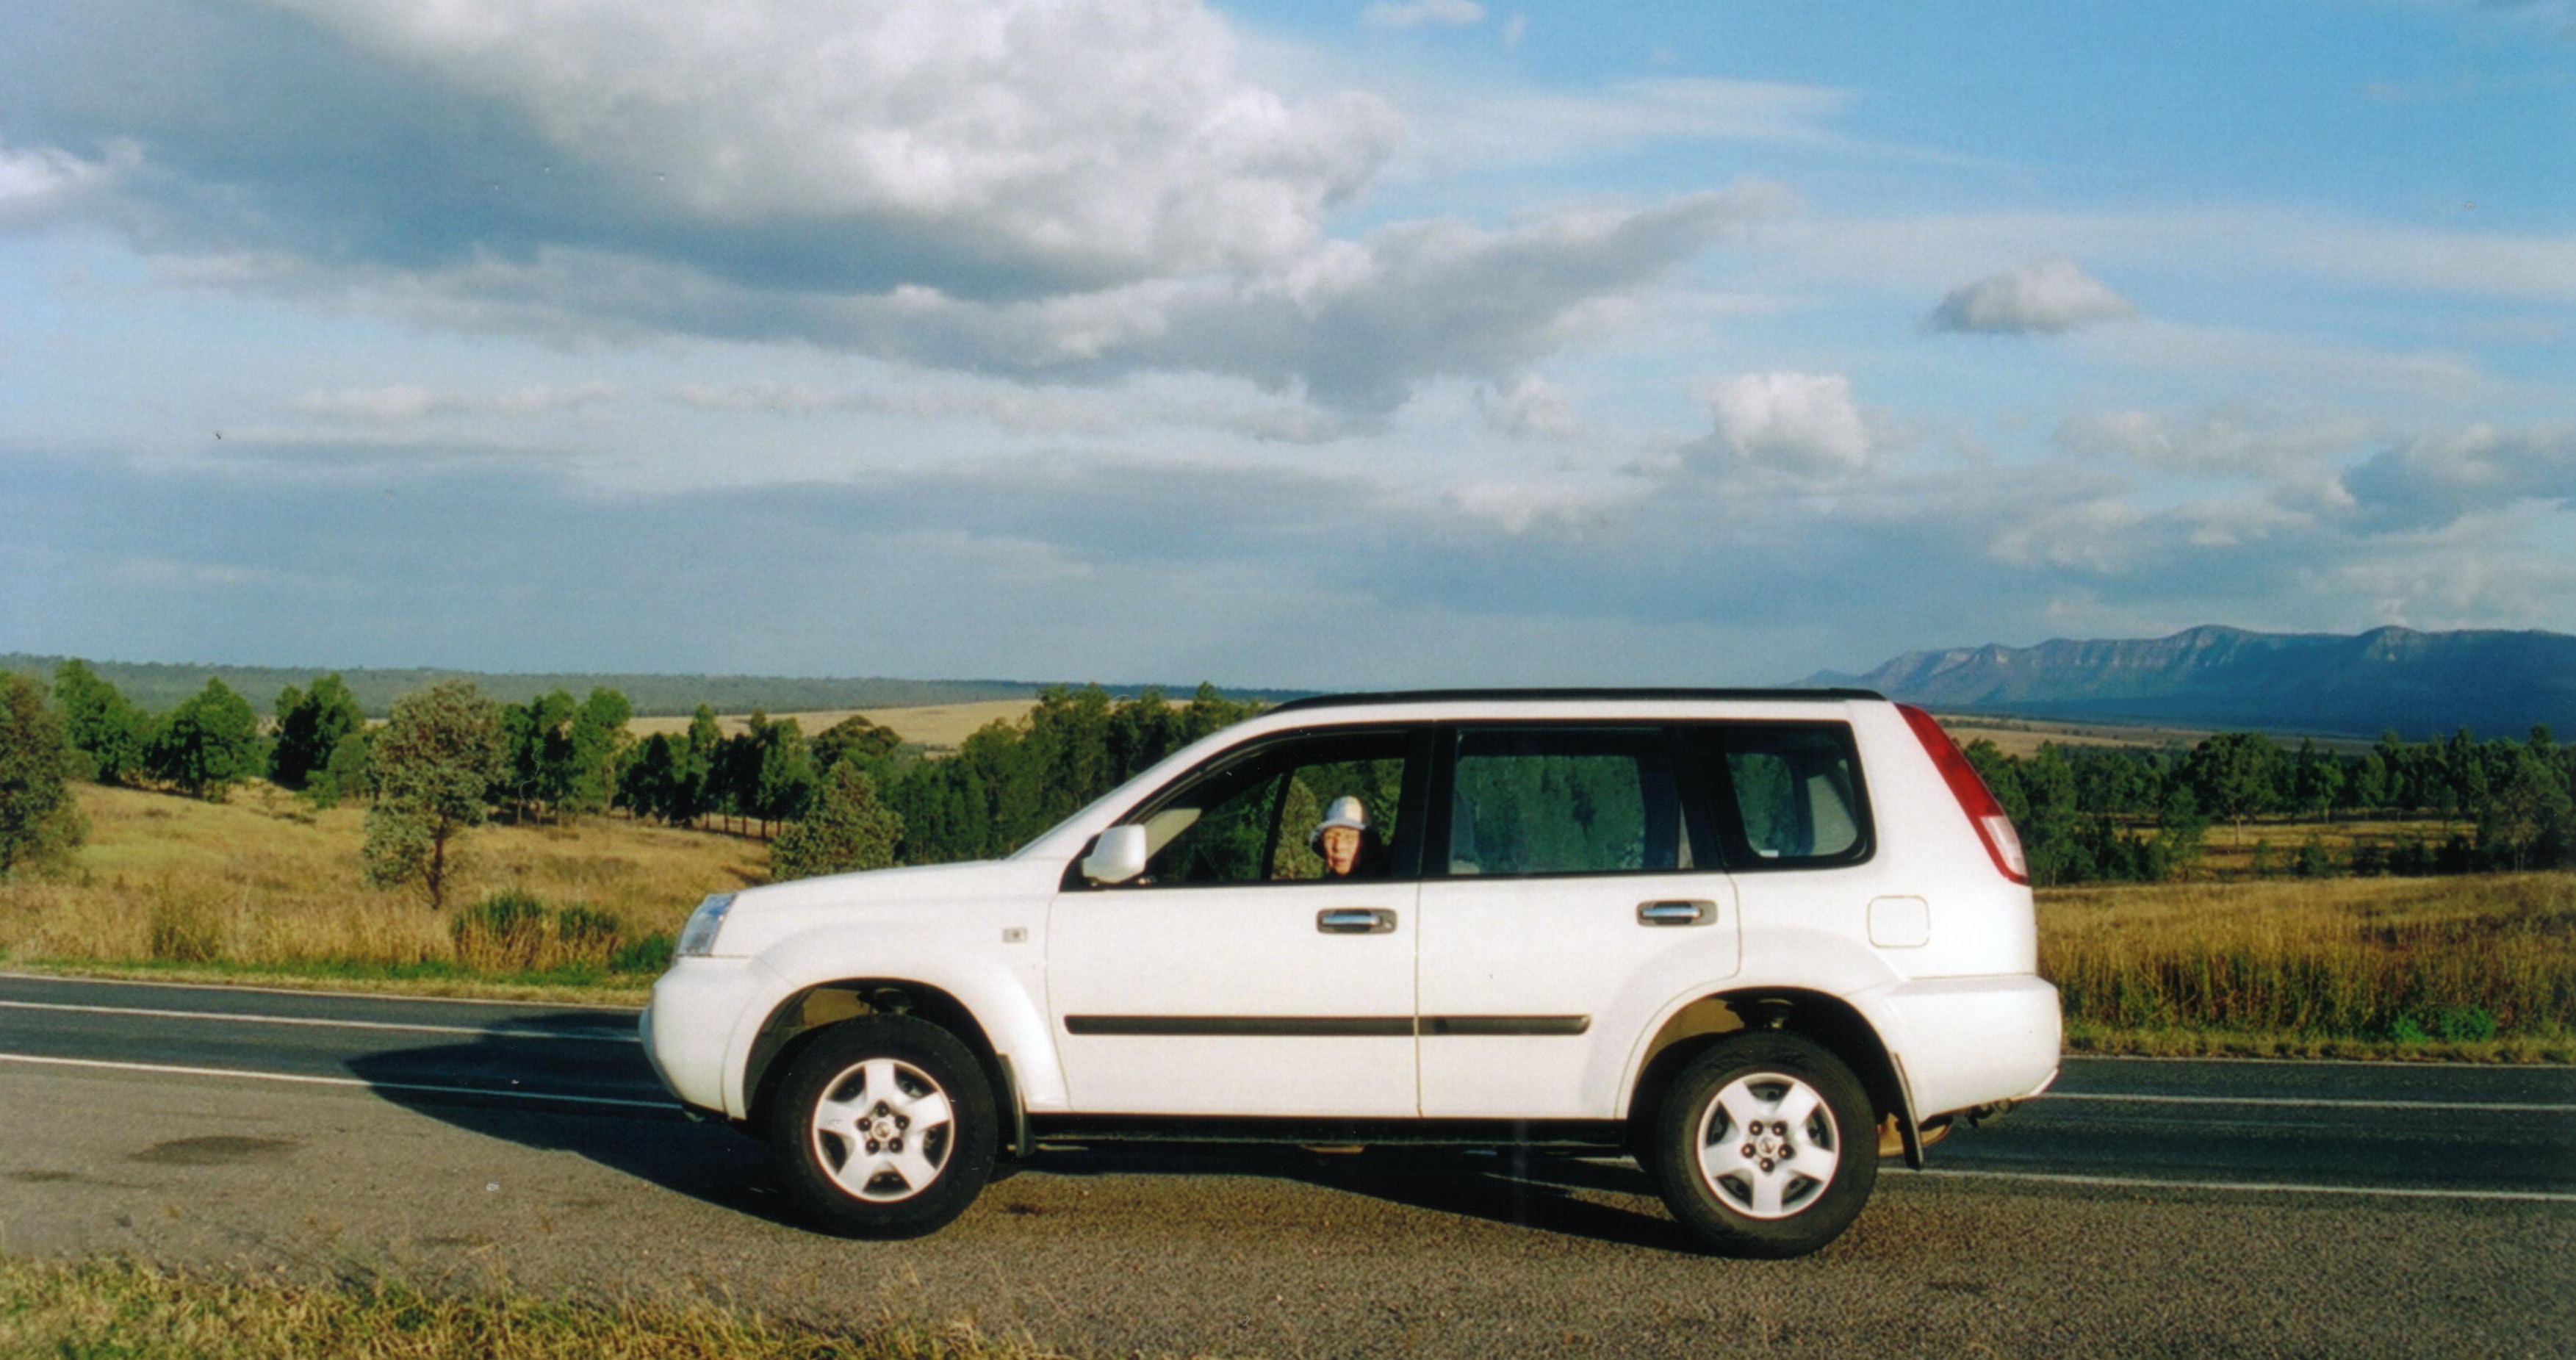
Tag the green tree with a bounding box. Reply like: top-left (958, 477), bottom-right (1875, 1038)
top-left (270, 673), bottom-right (365, 792)
top-left (812, 714), bottom-right (904, 775)
top-left (2147, 785), bottom-right (2209, 881)
top-left (310, 730), bottom-right (374, 809)
top-left (51, 659), bottom-right (150, 785)
top-left (363, 681), bottom-right (507, 910)
top-left (2184, 731), bottom-right (2281, 846)
top-left (769, 760), bottom-right (905, 882)
top-left (2477, 749), bottom-right (2574, 871)
top-left (0, 674), bottom-right (87, 876)
top-left (146, 678), bottom-right (262, 800)
top-left (565, 688), bottom-right (633, 817)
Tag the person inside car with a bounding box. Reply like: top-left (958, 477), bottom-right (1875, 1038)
top-left (1309, 795), bottom-right (1384, 878)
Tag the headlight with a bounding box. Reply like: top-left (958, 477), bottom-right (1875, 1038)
top-left (676, 893), bottom-right (736, 957)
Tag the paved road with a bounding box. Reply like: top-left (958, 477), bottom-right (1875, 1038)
top-left (2, 971), bottom-right (2570, 1357)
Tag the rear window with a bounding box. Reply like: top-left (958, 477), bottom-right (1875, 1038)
top-left (1444, 728), bottom-right (1694, 877)
top-left (1688, 724), bottom-right (1871, 869)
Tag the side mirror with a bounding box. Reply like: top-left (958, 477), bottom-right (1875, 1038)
top-left (1081, 824), bottom-right (1150, 885)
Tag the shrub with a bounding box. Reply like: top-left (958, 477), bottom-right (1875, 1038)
top-left (451, 890), bottom-right (551, 972)
top-left (608, 933), bottom-right (674, 976)
top-left (551, 903), bottom-right (623, 970)
top-left (147, 891), bottom-right (224, 964)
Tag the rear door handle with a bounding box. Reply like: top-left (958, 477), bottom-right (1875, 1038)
top-left (1317, 908), bottom-right (1396, 935)
top-left (1637, 899), bottom-right (1713, 927)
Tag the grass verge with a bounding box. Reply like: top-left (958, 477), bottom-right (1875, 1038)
top-left (0, 1256), bottom-right (1051, 1359)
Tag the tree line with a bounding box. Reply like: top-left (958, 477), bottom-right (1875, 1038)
top-left (7, 660), bottom-right (1266, 898)
top-left (1963, 726), bottom-right (2576, 885)
top-left (12, 655), bottom-right (2570, 895)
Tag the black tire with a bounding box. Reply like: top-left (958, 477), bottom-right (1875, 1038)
top-left (768, 1015), bottom-right (998, 1238)
top-left (1647, 1032), bottom-right (1877, 1258)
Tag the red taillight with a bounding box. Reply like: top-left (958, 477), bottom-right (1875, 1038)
top-left (1896, 703), bottom-right (2029, 885)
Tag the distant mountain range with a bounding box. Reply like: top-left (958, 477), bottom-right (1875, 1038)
top-left (1802, 626), bottom-right (2576, 738)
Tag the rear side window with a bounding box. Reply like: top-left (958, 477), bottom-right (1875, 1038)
top-left (1688, 724), bottom-right (1871, 868)
top-left (1444, 729), bottom-right (1693, 877)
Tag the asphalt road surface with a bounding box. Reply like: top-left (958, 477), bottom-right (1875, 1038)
top-left (1, 971), bottom-right (2569, 1358)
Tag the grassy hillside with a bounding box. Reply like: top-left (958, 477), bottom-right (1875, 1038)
top-left (0, 783), bottom-right (758, 999)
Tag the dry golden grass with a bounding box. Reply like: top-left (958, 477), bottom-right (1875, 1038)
top-left (2192, 816), bottom-right (2459, 876)
top-left (0, 1256), bottom-right (1051, 1359)
top-left (627, 699), bottom-right (1040, 751)
top-left (0, 782), bottom-right (761, 998)
top-left (1933, 713), bottom-right (2374, 758)
top-left (2040, 872), bottom-right (2576, 1059)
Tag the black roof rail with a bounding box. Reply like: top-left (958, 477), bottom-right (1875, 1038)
top-left (1264, 687), bottom-right (1888, 715)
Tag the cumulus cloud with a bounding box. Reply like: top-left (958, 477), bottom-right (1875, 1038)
top-left (289, 381), bottom-right (619, 421)
top-left (1701, 372), bottom-right (1871, 473)
top-left (2340, 422), bottom-right (2576, 530)
top-left (2054, 406), bottom-right (2376, 475)
top-left (1926, 256), bottom-right (2135, 334)
top-left (0, 140), bottom-right (133, 226)
top-left (251, 0), bottom-right (1399, 290)
top-left (1478, 374), bottom-right (1577, 439)
top-left (1362, 1), bottom-right (1486, 29)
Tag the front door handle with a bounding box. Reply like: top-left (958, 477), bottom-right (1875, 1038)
top-left (1317, 908), bottom-right (1396, 935)
top-left (1638, 899), bottom-right (1713, 927)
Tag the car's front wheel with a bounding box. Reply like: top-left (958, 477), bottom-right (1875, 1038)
top-left (769, 1015), bottom-right (997, 1237)
top-left (1647, 1032), bottom-right (1877, 1258)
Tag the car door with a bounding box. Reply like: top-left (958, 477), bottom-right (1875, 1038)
top-left (1414, 724), bottom-right (1740, 1119)
top-left (1046, 727), bottom-right (1429, 1116)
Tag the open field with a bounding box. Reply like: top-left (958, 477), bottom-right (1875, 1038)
top-left (4, 783), bottom-right (2571, 1057)
top-left (0, 783), bottom-right (758, 1000)
top-left (1929, 712), bottom-right (2376, 758)
top-left (627, 699), bottom-right (1040, 752)
top-left (2042, 872), bottom-right (2576, 1059)
top-left (0, 1255), bottom-right (1034, 1360)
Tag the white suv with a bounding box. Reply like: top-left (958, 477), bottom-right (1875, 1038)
top-left (641, 689), bottom-right (2059, 1257)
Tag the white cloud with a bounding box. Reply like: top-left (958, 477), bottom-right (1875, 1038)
top-left (1502, 13), bottom-right (1528, 47)
top-left (1927, 256), bottom-right (2134, 334)
top-left (289, 381), bottom-right (619, 421)
top-left (1477, 373), bottom-right (1577, 439)
top-left (1702, 372), bottom-right (1871, 473)
top-left (1392, 78), bottom-right (1852, 177)
top-left (2054, 406), bottom-right (2376, 475)
top-left (0, 140), bottom-right (134, 226)
top-left (260, 0), bottom-right (1401, 287)
top-left (2341, 422), bottom-right (2576, 530)
top-left (221, 181), bottom-right (1783, 415)
top-left (1361, 1), bottom-right (1486, 30)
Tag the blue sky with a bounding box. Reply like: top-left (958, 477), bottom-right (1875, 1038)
top-left (2, 0), bottom-right (2571, 688)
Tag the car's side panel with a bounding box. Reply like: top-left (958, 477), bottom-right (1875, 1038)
top-left (1044, 879), bottom-right (1422, 1115)
top-left (1414, 871), bottom-right (1738, 1118)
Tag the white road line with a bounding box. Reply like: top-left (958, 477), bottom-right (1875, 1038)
top-left (1911, 1167), bottom-right (2576, 1205)
top-left (0, 1051), bottom-right (677, 1111)
top-left (2045, 1091), bottom-right (2576, 1115)
top-left (0, 999), bottom-right (638, 1043)
top-left (0, 971), bottom-right (638, 1012)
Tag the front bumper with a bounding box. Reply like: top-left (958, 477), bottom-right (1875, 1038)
top-left (640, 956), bottom-right (768, 1117)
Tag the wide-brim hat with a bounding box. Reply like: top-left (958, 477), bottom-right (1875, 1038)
top-left (1308, 794), bottom-right (1368, 847)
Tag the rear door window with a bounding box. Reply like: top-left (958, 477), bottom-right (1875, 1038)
top-left (1686, 724), bottom-right (1871, 868)
top-left (1441, 728), bottom-right (1695, 877)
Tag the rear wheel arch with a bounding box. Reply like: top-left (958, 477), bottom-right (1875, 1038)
top-left (1625, 988), bottom-right (1907, 1139)
top-left (742, 979), bottom-right (1010, 1140)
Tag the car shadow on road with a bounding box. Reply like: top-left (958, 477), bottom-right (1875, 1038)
top-left (348, 1037), bottom-right (1700, 1253)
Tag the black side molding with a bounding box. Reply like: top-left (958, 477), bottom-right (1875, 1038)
top-left (1065, 1015), bottom-right (1590, 1037)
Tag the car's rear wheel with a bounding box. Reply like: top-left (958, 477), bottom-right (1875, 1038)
top-left (769, 1016), bottom-right (997, 1237)
top-left (1647, 1032), bottom-right (1877, 1258)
